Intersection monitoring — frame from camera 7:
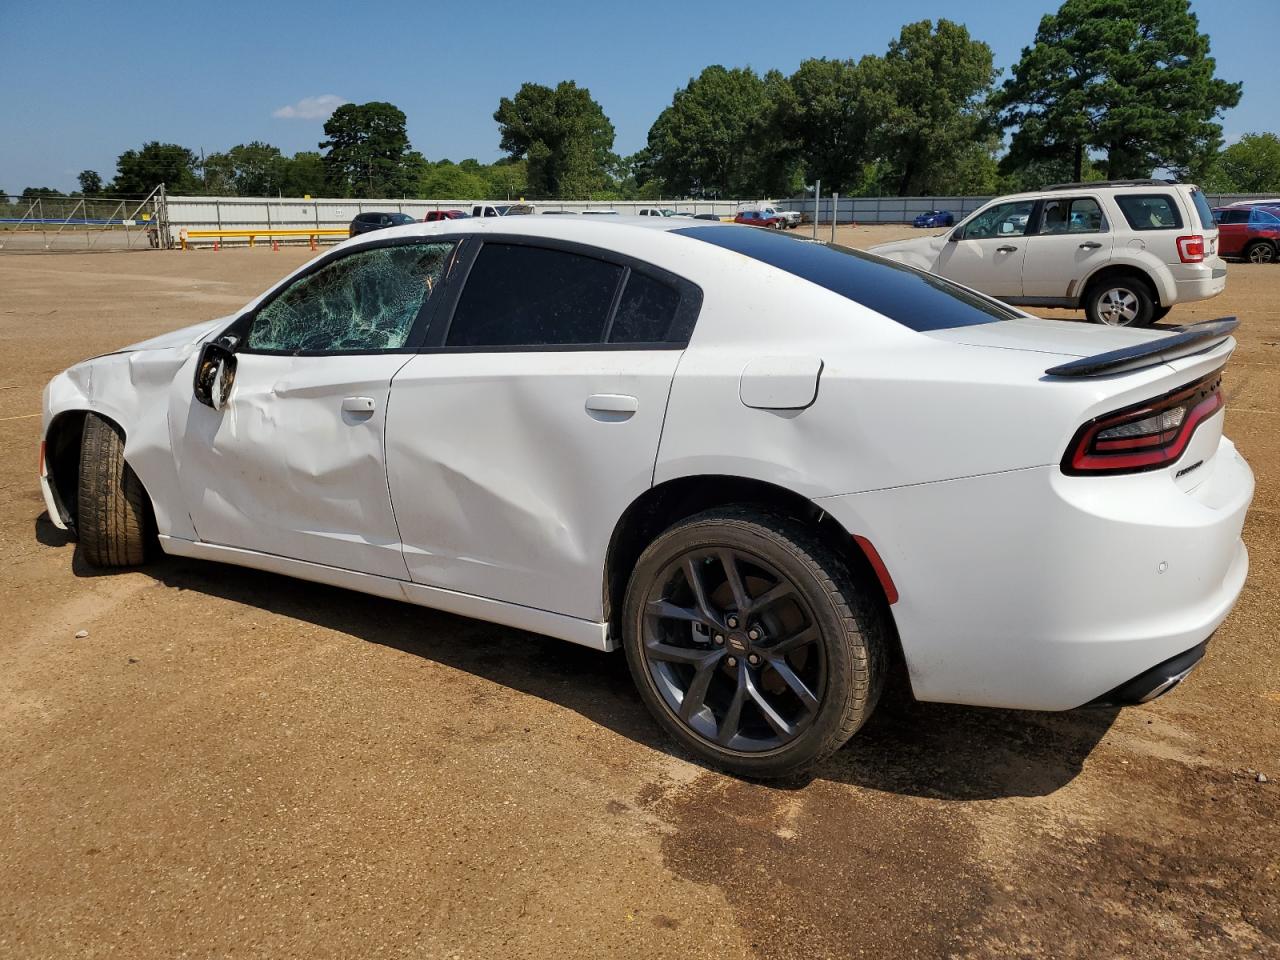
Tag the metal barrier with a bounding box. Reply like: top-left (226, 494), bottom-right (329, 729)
top-left (179, 227), bottom-right (349, 250)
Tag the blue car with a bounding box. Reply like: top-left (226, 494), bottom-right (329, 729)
top-left (913, 210), bottom-right (955, 228)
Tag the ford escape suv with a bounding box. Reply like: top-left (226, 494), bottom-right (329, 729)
top-left (869, 180), bottom-right (1226, 326)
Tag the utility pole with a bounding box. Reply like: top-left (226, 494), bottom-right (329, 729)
top-left (811, 179), bottom-right (821, 239)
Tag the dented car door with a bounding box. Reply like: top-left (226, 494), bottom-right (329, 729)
top-left (384, 239), bottom-right (700, 621)
top-left (172, 239), bottom-right (456, 579)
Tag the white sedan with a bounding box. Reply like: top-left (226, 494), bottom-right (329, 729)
top-left (40, 216), bottom-right (1253, 777)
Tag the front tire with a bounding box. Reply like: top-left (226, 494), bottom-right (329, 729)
top-left (1085, 275), bottom-right (1155, 326)
top-left (622, 508), bottom-right (886, 778)
top-left (78, 413), bottom-right (152, 567)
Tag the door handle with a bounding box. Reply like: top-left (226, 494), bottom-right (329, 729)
top-left (996, 245), bottom-right (1018, 253)
top-left (585, 394), bottom-right (638, 420)
top-left (1078, 241), bottom-right (1103, 250)
top-left (342, 396), bottom-right (376, 414)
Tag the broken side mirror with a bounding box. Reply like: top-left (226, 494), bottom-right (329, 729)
top-left (194, 340), bottom-right (238, 410)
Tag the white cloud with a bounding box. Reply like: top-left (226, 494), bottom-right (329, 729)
top-left (272, 94), bottom-right (348, 120)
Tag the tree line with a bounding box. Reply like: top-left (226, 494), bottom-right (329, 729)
top-left (10, 0), bottom-right (1277, 205)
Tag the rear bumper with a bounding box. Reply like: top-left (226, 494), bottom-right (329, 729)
top-left (1172, 257), bottom-right (1227, 303)
top-left (816, 435), bottom-right (1253, 710)
top-left (1085, 640), bottom-right (1207, 707)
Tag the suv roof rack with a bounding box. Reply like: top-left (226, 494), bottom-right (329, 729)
top-left (1044, 179), bottom-right (1176, 191)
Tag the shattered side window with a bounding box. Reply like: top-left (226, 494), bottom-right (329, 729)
top-left (247, 242), bottom-right (454, 353)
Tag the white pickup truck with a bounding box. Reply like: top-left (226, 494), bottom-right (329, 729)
top-left (743, 202), bottom-right (801, 229)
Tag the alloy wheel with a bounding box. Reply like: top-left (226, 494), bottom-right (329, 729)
top-left (641, 548), bottom-right (826, 752)
top-left (1248, 244), bottom-right (1275, 265)
top-left (1096, 286), bottom-right (1141, 325)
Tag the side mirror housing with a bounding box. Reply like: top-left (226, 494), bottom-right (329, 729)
top-left (949, 227), bottom-right (962, 242)
top-left (193, 341), bottom-right (237, 409)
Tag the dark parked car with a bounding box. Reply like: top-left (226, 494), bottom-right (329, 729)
top-left (913, 210), bottom-right (955, 228)
top-left (693, 213), bottom-right (724, 221)
top-left (348, 212), bottom-right (417, 237)
top-left (1213, 205), bottom-right (1280, 264)
top-left (423, 210), bottom-right (469, 222)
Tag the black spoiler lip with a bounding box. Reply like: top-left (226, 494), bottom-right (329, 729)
top-left (1044, 317), bottom-right (1239, 378)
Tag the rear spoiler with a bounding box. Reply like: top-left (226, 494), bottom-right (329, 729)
top-left (1044, 317), bottom-right (1239, 378)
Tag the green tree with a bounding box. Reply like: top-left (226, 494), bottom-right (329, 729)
top-left (494, 81), bottom-right (616, 197)
top-left (280, 151), bottom-right (327, 196)
top-left (111, 141), bottom-right (199, 195)
top-left (996, 0), bottom-right (1241, 181)
top-left (771, 57), bottom-right (885, 195)
top-left (77, 170), bottom-right (103, 194)
top-left (199, 151), bottom-right (236, 196)
top-left (225, 141), bottom-right (288, 195)
top-left (645, 65), bottom-right (776, 197)
top-left (1203, 133), bottom-right (1280, 193)
top-left (22, 187), bottom-right (63, 198)
top-left (873, 20), bottom-right (997, 196)
top-left (320, 101), bottom-right (417, 198)
top-left (418, 160), bottom-right (491, 199)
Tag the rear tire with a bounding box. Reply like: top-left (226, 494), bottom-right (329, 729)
top-left (1085, 274), bottom-right (1155, 327)
top-left (1245, 241), bottom-right (1276, 265)
top-left (78, 413), bottom-right (151, 567)
top-left (622, 507), bottom-right (886, 779)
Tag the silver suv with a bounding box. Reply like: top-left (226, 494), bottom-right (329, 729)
top-left (869, 180), bottom-right (1227, 326)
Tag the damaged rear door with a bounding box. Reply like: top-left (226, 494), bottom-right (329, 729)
top-left (385, 239), bottom-right (702, 621)
top-left (172, 239), bottom-right (457, 579)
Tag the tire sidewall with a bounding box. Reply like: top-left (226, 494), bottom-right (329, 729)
top-left (1086, 275), bottom-right (1155, 327)
top-left (621, 511), bottom-right (867, 777)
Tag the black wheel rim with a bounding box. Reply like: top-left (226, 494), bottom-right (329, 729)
top-left (641, 547), bottom-right (827, 753)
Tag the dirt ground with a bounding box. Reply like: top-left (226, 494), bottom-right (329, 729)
top-left (1, 226), bottom-right (1277, 959)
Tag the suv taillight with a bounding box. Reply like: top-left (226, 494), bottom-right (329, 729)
top-left (1176, 235), bottom-right (1205, 263)
top-left (1063, 370), bottom-right (1223, 475)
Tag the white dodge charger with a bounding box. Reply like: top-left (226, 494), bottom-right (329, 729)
top-left (40, 216), bottom-right (1253, 777)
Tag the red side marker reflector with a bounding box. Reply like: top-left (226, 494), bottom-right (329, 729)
top-left (853, 534), bottom-right (899, 605)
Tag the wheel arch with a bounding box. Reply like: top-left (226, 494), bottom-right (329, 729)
top-left (603, 474), bottom-right (901, 651)
top-left (43, 408), bottom-right (155, 535)
top-left (1078, 260), bottom-right (1170, 308)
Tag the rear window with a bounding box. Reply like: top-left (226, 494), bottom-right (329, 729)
top-left (674, 225), bottom-right (1015, 330)
top-left (1115, 194), bottom-right (1183, 231)
top-left (1189, 189), bottom-right (1215, 230)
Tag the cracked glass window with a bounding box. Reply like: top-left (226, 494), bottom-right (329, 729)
top-left (247, 242), bottom-right (454, 353)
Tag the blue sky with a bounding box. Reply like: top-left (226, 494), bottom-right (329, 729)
top-left (2, 0), bottom-right (1276, 193)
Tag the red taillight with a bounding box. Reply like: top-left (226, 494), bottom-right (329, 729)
top-left (1063, 369), bottom-right (1224, 475)
top-left (1176, 235), bottom-right (1205, 263)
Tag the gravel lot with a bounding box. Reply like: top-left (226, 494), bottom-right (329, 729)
top-left (1, 227), bottom-right (1277, 959)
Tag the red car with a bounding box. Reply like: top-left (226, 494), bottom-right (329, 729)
top-left (423, 210), bottom-right (469, 222)
top-left (1212, 205), bottom-right (1280, 264)
top-left (734, 209), bottom-right (785, 229)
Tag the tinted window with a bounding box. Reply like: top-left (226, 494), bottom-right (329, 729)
top-left (1115, 194), bottom-right (1183, 231)
top-left (390, 213), bottom-right (415, 225)
top-left (1219, 209), bottom-right (1249, 224)
top-left (675, 225), bottom-right (1014, 331)
top-left (960, 200), bottom-right (1035, 239)
top-left (247, 242), bottom-right (454, 353)
top-left (448, 243), bottom-right (623, 347)
top-left (1190, 189), bottom-right (1215, 230)
top-left (609, 271), bottom-right (683, 343)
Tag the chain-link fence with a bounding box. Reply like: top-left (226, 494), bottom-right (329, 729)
top-left (0, 186), bottom-right (168, 252)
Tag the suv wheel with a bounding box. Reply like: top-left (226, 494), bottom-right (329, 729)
top-left (1085, 275), bottom-right (1155, 327)
top-left (1245, 241), bottom-right (1276, 265)
top-left (622, 507), bottom-right (886, 778)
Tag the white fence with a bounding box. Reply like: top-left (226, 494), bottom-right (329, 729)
top-left (160, 192), bottom-right (1280, 247)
